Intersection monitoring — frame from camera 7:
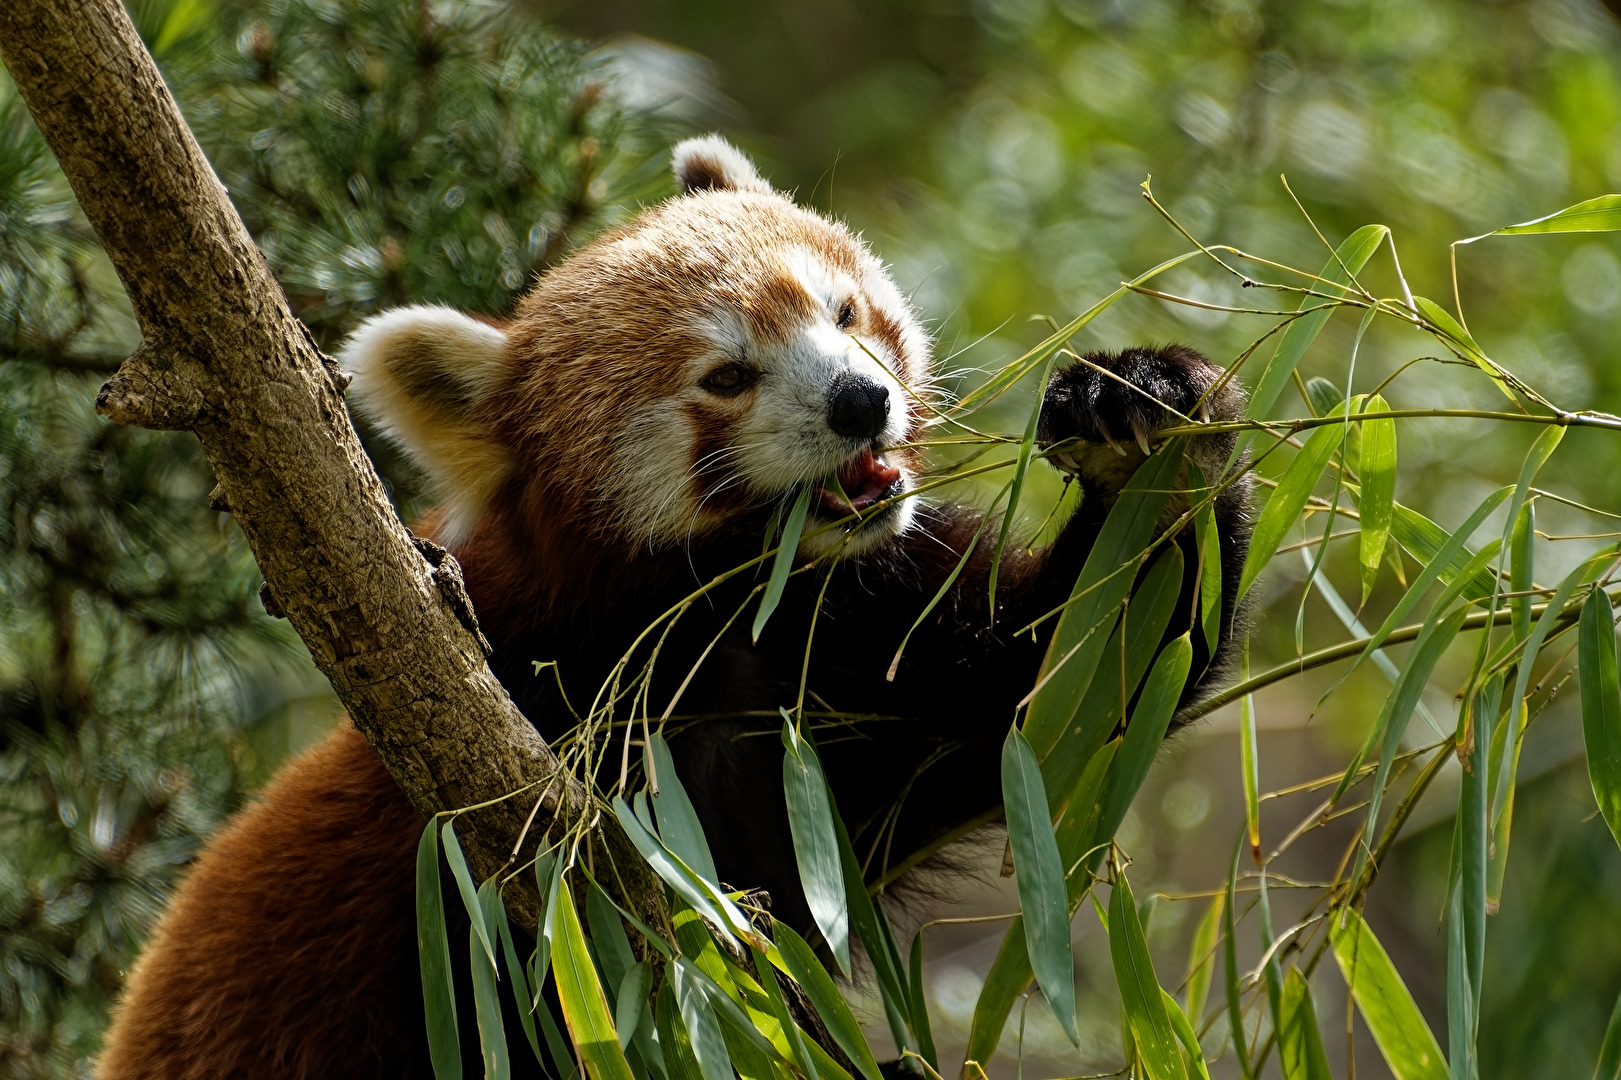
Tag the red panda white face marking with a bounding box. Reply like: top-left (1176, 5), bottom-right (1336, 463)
top-left (345, 135), bottom-right (931, 563)
top-left (598, 246), bottom-right (919, 555)
top-left (680, 245), bottom-right (914, 551)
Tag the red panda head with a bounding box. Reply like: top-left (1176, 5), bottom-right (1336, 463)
top-left (344, 136), bottom-right (932, 577)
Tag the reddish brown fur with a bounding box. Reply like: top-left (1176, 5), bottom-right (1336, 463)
top-left (683, 398), bottom-right (754, 511)
top-left (438, 187), bottom-right (921, 621)
top-left (97, 726), bottom-right (426, 1080)
top-left (97, 155), bottom-right (940, 1079)
top-left (497, 196), bottom-right (890, 479)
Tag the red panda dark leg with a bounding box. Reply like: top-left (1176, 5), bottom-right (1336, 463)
top-left (97, 725), bottom-right (431, 1080)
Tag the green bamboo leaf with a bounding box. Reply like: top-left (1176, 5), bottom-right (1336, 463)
top-left (1002, 727), bottom-right (1079, 1043)
top-left (963, 919), bottom-right (1034, 1073)
top-left (800, 1036), bottom-right (858, 1080)
top-left (1279, 970), bottom-right (1332, 1080)
top-left (1485, 696), bottom-right (1523, 913)
top-left (671, 960), bottom-right (733, 1080)
top-left (533, 854), bottom-right (581, 1080)
top-left (416, 820), bottom-right (463, 1080)
top-left (1388, 501), bottom-right (1500, 600)
top-left (1464, 194), bottom-right (1621, 237)
top-left (965, 739), bottom-right (1120, 1072)
top-left (751, 947), bottom-right (819, 1080)
top-left (553, 884), bottom-right (638, 1080)
top-left (1482, 425), bottom-right (1565, 680)
top-left (583, 888), bottom-right (664, 1076)
top-left (1503, 428), bottom-right (1563, 569)
top-left (781, 717), bottom-right (850, 976)
top-left (1358, 394), bottom-right (1396, 603)
top-left (1322, 487), bottom-right (1512, 740)
top-left (537, 997), bottom-right (580, 1080)
top-left (586, 871), bottom-right (676, 965)
top-left (1162, 989), bottom-right (1211, 1080)
top-left (1182, 893), bottom-right (1223, 1028)
top-left (1054, 739), bottom-right (1119, 891)
top-left (1223, 837), bottom-right (1255, 1080)
top-left (1237, 420), bottom-right (1344, 604)
top-left (1303, 376), bottom-right (1344, 420)
top-left (673, 911), bottom-right (775, 1080)
top-left (646, 731), bottom-right (719, 884)
top-left (1510, 502), bottom-right (1535, 645)
top-left (1331, 909), bottom-right (1448, 1080)
top-left (671, 903), bottom-right (740, 996)
top-left (1495, 549), bottom-right (1616, 825)
top-left (1040, 546), bottom-right (1184, 807)
top-left (1346, 602), bottom-right (1472, 892)
top-left (657, 980), bottom-right (704, 1080)
top-left (474, 880), bottom-right (512, 1080)
top-left (1413, 297), bottom-right (1515, 403)
top-left (989, 351), bottom-right (1064, 613)
top-left (753, 485), bottom-right (812, 643)
top-left (859, 907), bottom-right (922, 1067)
top-left (831, 814), bottom-right (914, 1054)
top-left (1302, 548), bottom-right (1446, 741)
top-left (613, 963), bottom-right (651, 1050)
top-left (444, 819), bottom-right (498, 969)
top-left (611, 796), bottom-right (757, 946)
top-left (534, 850), bottom-right (565, 1007)
top-left (1580, 587), bottom-right (1621, 852)
top-left (907, 932), bottom-right (938, 1072)
top-left (1594, 984), bottom-right (1621, 1080)
top-left (1451, 677), bottom-right (1496, 1080)
top-left (1255, 864), bottom-right (1283, 1033)
top-left (681, 959), bottom-right (785, 1069)
top-left (773, 923), bottom-right (884, 1080)
top-left (1239, 645), bottom-right (1260, 859)
top-left (1109, 874), bottom-right (1191, 1080)
top-left (587, 883), bottom-right (637, 993)
top-left (1247, 224), bottom-right (1387, 425)
top-left (1446, 887), bottom-right (1475, 1080)
top-left (1025, 439), bottom-right (1187, 756)
top-left (1092, 636), bottom-right (1194, 860)
top-left (1196, 504), bottom-right (1223, 660)
top-left (496, 882), bottom-right (545, 1068)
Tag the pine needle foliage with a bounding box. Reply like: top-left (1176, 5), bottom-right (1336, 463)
top-left (182, 0), bottom-right (669, 340)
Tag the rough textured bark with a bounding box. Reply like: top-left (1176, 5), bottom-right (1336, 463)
top-left (0, 0), bottom-right (663, 934)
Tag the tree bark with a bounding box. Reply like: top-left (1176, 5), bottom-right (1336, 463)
top-left (0, 0), bottom-right (664, 936)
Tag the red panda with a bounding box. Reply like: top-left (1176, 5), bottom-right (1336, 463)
top-left (96, 135), bottom-right (1252, 1079)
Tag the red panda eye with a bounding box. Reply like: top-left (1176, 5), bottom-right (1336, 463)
top-left (700, 363), bottom-right (760, 396)
top-left (836, 302), bottom-right (857, 330)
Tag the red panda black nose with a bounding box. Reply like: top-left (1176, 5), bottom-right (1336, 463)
top-left (827, 374), bottom-right (890, 439)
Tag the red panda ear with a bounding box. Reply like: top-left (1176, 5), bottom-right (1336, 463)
top-left (344, 306), bottom-right (512, 541)
top-left (672, 135), bottom-right (774, 196)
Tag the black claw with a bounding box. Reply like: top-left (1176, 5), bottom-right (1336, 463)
top-left (1037, 343), bottom-right (1229, 452)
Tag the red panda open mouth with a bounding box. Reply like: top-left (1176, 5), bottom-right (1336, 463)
top-left (815, 446), bottom-right (903, 515)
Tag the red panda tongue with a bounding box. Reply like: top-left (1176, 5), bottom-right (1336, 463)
top-left (822, 447), bottom-right (902, 512)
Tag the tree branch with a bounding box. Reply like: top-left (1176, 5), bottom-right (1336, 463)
top-left (0, 0), bottom-right (664, 936)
